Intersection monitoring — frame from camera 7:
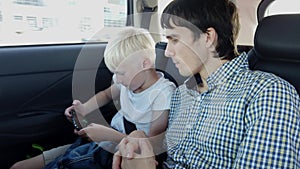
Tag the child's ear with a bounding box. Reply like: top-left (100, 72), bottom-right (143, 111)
top-left (142, 57), bottom-right (152, 69)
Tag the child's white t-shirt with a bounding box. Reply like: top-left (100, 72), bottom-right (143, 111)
top-left (110, 72), bottom-right (176, 135)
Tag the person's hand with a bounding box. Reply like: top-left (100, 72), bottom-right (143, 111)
top-left (119, 130), bottom-right (145, 159)
top-left (77, 123), bottom-right (112, 142)
top-left (64, 105), bottom-right (74, 121)
top-left (112, 131), bottom-right (157, 169)
top-left (72, 100), bottom-right (88, 116)
top-left (72, 128), bottom-right (89, 140)
top-left (113, 139), bottom-right (157, 169)
top-left (64, 100), bottom-right (87, 120)
top-left (112, 131), bottom-right (144, 169)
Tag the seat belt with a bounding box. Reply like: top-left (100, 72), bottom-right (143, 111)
top-left (123, 117), bottom-right (137, 134)
top-left (141, 5), bottom-right (157, 29)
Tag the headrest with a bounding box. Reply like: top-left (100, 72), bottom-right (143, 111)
top-left (254, 14), bottom-right (300, 61)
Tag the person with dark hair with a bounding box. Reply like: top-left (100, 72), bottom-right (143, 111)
top-left (113, 0), bottom-right (300, 168)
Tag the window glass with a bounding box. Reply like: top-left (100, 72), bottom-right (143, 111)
top-left (265, 0), bottom-right (300, 17)
top-left (158, 0), bottom-right (173, 42)
top-left (0, 0), bottom-right (127, 46)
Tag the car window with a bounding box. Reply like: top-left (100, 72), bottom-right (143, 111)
top-left (236, 0), bottom-right (261, 46)
top-left (0, 0), bottom-right (127, 46)
top-left (264, 0), bottom-right (300, 17)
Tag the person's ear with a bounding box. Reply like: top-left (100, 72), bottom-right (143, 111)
top-left (142, 57), bottom-right (152, 69)
top-left (205, 27), bottom-right (218, 50)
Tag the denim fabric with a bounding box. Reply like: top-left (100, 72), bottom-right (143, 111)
top-left (44, 138), bottom-right (113, 169)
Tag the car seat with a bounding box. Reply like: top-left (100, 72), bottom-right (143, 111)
top-left (248, 14), bottom-right (300, 94)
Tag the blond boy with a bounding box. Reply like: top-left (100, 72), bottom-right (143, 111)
top-left (11, 27), bottom-right (175, 169)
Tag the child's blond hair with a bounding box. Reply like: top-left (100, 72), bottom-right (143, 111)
top-left (104, 27), bottom-right (156, 72)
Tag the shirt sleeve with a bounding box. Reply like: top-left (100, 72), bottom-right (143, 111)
top-left (234, 80), bottom-right (300, 168)
top-left (151, 84), bottom-right (175, 111)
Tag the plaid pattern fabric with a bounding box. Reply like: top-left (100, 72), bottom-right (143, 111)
top-left (165, 53), bottom-right (300, 169)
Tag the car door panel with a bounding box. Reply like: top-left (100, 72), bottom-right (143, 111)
top-left (0, 43), bottom-right (115, 168)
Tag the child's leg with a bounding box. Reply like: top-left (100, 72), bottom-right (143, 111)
top-left (10, 144), bottom-right (71, 169)
top-left (43, 144), bottom-right (71, 165)
top-left (61, 145), bottom-right (114, 169)
top-left (94, 147), bottom-right (114, 169)
top-left (10, 154), bottom-right (44, 169)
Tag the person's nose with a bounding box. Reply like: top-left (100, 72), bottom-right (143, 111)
top-left (165, 44), bottom-right (175, 58)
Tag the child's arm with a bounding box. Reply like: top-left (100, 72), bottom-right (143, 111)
top-left (77, 123), bottom-right (126, 143)
top-left (78, 110), bottom-right (169, 143)
top-left (65, 84), bottom-right (120, 117)
top-left (148, 110), bottom-right (169, 137)
top-left (81, 84), bottom-right (120, 116)
top-left (146, 110), bottom-right (169, 154)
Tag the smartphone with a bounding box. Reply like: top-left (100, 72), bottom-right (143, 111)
top-left (70, 110), bottom-right (83, 130)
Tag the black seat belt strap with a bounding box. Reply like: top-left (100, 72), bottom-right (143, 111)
top-left (123, 117), bottom-right (137, 134)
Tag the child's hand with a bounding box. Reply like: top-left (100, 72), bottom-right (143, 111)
top-left (64, 100), bottom-right (87, 119)
top-left (64, 105), bottom-right (74, 119)
top-left (72, 100), bottom-right (88, 116)
top-left (74, 128), bottom-right (91, 141)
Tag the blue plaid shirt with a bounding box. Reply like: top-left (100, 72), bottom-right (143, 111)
top-left (165, 53), bottom-right (300, 168)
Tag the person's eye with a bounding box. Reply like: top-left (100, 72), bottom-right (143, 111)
top-left (171, 38), bottom-right (178, 44)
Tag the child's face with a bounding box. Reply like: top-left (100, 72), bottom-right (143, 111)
top-left (114, 55), bottom-right (147, 92)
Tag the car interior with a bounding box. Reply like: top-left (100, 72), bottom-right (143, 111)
top-left (248, 14), bottom-right (300, 94)
top-left (0, 0), bottom-right (299, 168)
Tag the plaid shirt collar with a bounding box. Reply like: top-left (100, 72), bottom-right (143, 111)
top-left (184, 52), bottom-right (248, 92)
